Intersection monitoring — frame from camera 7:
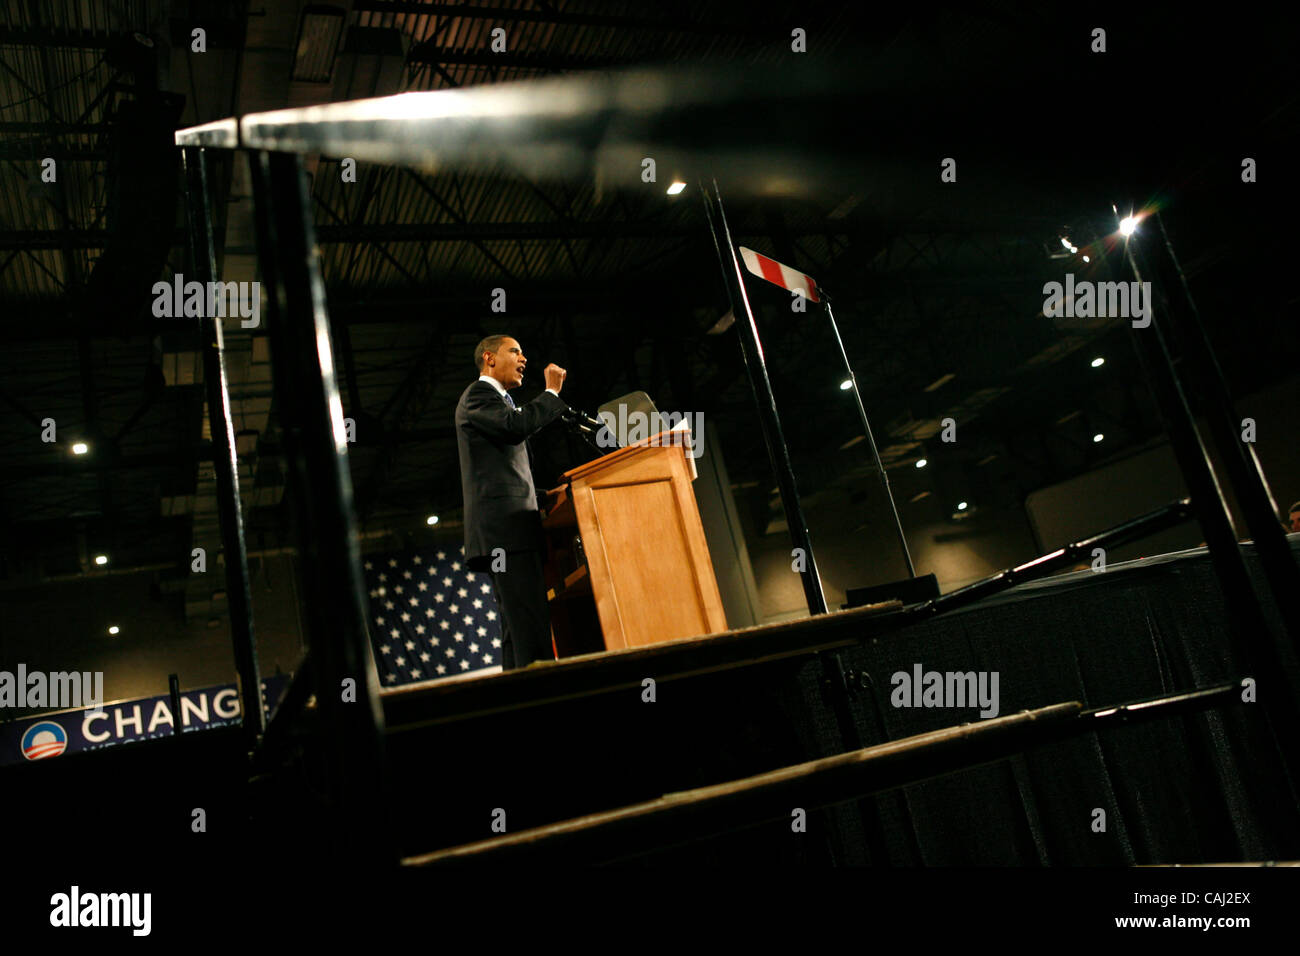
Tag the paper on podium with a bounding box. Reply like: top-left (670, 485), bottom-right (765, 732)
top-left (669, 418), bottom-right (698, 480)
top-left (635, 419), bottom-right (697, 480)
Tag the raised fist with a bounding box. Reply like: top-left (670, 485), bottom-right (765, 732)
top-left (544, 363), bottom-right (566, 393)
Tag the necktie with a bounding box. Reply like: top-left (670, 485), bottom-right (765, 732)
top-left (503, 391), bottom-right (517, 410)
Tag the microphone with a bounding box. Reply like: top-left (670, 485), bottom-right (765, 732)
top-left (559, 406), bottom-right (615, 454)
top-left (560, 406), bottom-right (605, 434)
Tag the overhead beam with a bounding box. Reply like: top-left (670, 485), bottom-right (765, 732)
top-left (0, 220), bottom-right (1055, 249)
top-left (353, 2), bottom-right (769, 35)
top-left (407, 46), bottom-right (625, 72)
top-left (0, 229), bottom-right (157, 250)
top-left (0, 283), bottom-right (684, 339)
top-left (0, 28), bottom-right (130, 48)
top-left (0, 121), bottom-right (104, 133)
top-left (0, 143), bottom-right (106, 160)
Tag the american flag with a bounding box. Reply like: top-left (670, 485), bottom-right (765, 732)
top-left (362, 545), bottom-right (503, 686)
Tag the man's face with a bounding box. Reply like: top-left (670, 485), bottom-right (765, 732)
top-left (486, 338), bottom-right (526, 389)
top-left (1290, 509), bottom-right (1300, 534)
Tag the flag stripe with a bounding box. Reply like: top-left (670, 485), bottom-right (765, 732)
top-left (757, 252), bottom-right (785, 287)
top-left (738, 246), bottom-right (820, 302)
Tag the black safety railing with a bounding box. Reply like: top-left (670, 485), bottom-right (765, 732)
top-left (403, 683), bottom-right (1243, 865)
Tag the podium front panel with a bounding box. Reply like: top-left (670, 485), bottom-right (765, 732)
top-left (569, 444), bottom-right (726, 648)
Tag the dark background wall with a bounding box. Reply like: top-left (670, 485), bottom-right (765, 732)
top-left (0, 554), bottom-right (306, 715)
top-left (741, 376), bottom-right (1300, 621)
top-left (1028, 376), bottom-right (1300, 560)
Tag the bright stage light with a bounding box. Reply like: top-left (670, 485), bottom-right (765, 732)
top-left (1119, 216), bottom-right (1138, 237)
top-left (94, 554), bottom-right (108, 566)
top-left (956, 501), bottom-right (968, 511)
top-left (666, 182), bottom-right (686, 195)
top-left (426, 515), bottom-right (439, 525)
top-left (1091, 357), bottom-right (1105, 368)
top-left (915, 459), bottom-right (928, 469)
top-left (839, 379), bottom-right (852, 390)
top-left (1093, 433), bottom-right (1104, 443)
top-left (108, 626), bottom-right (120, 636)
top-left (72, 442), bottom-right (88, 455)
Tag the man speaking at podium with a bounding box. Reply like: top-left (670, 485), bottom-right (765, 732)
top-left (455, 335), bottom-right (568, 670)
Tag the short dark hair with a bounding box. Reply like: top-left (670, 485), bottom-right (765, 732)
top-left (474, 334), bottom-right (510, 372)
top-left (1289, 500), bottom-right (1300, 516)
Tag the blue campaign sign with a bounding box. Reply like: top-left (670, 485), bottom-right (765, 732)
top-left (0, 675), bottom-right (290, 767)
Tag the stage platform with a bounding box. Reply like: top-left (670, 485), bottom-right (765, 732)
top-left (382, 538), bottom-right (1300, 864)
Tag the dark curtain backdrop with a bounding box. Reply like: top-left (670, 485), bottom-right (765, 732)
top-left (800, 543), bottom-right (1300, 865)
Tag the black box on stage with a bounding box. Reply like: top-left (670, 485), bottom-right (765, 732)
top-left (844, 573), bottom-right (940, 609)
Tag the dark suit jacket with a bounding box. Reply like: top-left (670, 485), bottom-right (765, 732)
top-left (455, 379), bottom-right (567, 568)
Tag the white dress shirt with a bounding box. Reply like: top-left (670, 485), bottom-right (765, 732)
top-left (478, 374), bottom-right (559, 400)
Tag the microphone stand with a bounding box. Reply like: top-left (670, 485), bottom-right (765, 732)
top-left (560, 407), bottom-right (614, 456)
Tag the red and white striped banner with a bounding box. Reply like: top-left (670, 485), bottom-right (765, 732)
top-left (738, 247), bottom-right (820, 302)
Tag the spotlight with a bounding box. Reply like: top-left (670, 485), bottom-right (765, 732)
top-left (666, 182), bottom-right (686, 195)
top-left (1082, 255), bottom-right (1090, 263)
top-left (426, 515), bottom-right (439, 526)
top-left (956, 501), bottom-right (968, 511)
top-left (1093, 433), bottom-right (1104, 443)
top-left (839, 379), bottom-right (852, 391)
top-left (108, 625), bottom-right (120, 636)
top-left (94, 554), bottom-right (108, 566)
top-left (915, 458), bottom-right (928, 468)
top-left (72, 442), bottom-right (89, 455)
top-left (1119, 216), bottom-right (1138, 237)
top-left (1091, 357), bottom-right (1105, 368)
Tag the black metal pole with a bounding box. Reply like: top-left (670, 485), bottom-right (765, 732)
top-left (248, 149), bottom-right (390, 863)
top-left (823, 295), bottom-right (915, 578)
top-left (915, 498), bottom-right (1195, 617)
top-left (1110, 218), bottom-right (1300, 823)
top-left (1146, 212), bottom-right (1300, 655)
top-left (700, 179), bottom-right (827, 616)
top-left (168, 673), bottom-right (182, 738)
top-left (701, 181), bottom-right (857, 864)
top-left (181, 146), bottom-right (264, 742)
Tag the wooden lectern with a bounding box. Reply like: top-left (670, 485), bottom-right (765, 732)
top-left (542, 429), bottom-right (727, 656)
